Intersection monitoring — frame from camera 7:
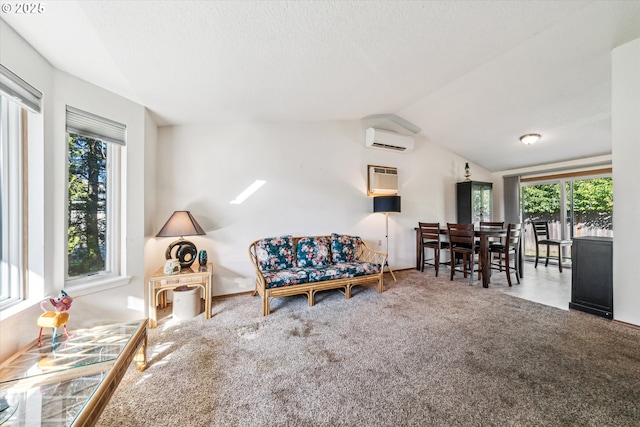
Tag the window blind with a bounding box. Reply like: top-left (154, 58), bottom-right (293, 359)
top-left (66, 106), bottom-right (126, 146)
top-left (0, 63), bottom-right (42, 113)
top-left (503, 175), bottom-right (521, 224)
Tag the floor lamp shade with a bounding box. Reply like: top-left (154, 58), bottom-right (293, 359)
top-left (373, 195), bottom-right (401, 213)
top-left (373, 195), bottom-right (401, 282)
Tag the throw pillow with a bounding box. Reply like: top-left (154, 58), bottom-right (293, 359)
top-left (255, 235), bottom-right (294, 272)
top-left (330, 233), bottom-right (362, 263)
top-left (297, 237), bottom-right (331, 267)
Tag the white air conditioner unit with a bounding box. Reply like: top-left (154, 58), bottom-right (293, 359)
top-left (365, 128), bottom-right (414, 152)
top-left (369, 166), bottom-right (398, 195)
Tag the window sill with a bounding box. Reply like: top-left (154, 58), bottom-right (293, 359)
top-left (0, 276), bottom-right (132, 322)
top-left (0, 299), bottom-right (43, 322)
top-left (65, 275), bottom-right (132, 298)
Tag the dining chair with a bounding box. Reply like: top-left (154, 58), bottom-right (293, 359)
top-left (488, 223), bottom-right (522, 286)
top-left (446, 223), bottom-right (477, 285)
top-left (418, 222), bottom-right (449, 277)
top-left (532, 221), bottom-right (572, 272)
top-left (480, 221), bottom-right (505, 270)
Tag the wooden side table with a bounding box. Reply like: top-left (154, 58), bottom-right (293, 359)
top-left (148, 262), bottom-right (212, 328)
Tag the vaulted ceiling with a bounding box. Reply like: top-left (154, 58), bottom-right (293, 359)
top-left (3, 1), bottom-right (639, 171)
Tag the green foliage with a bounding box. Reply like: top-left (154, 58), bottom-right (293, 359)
top-left (572, 178), bottom-right (613, 213)
top-left (67, 134), bottom-right (107, 277)
top-left (523, 184), bottom-right (560, 214)
top-left (522, 178), bottom-right (613, 230)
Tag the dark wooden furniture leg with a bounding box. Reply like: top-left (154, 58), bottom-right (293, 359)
top-left (415, 228), bottom-right (421, 270)
top-left (480, 234), bottom-right (490, 288)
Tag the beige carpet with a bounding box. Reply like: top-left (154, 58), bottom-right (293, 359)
top-left (97, 270), bottom-right (640, 426)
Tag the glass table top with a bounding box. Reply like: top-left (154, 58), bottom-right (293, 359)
top-left (0, 320), bottom-right (145, 426)
top-left (0, 370), bottom-right (108, 426)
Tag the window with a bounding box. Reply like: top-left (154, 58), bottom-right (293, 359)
top-left (0, 96), bottom-right (25, 307)
top-left (0, 64), bottom-right (41, 310)
top-left (65, 107), bottom-right (125, 286)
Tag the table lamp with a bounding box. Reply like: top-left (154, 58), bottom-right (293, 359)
top-left (156, 211), bottom-right (206, 269)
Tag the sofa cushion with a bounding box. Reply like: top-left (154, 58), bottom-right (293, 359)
top-left (263, 268), bottom-right (309, 289)
top-left (255, 235), bottom-right (294, 272)
top-left (330, 233), bottom-right (362, 263)
top-left (305, 261), bottom-right (381, 283)
top-left (305, 264), bottom-right (353, 283)
top-left (297, 237), bottom-right (331, 268)
top-left (341, 261), bottom-right (382, 277)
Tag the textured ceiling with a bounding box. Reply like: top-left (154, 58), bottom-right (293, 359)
top-left (3, 1), bottom-right (640, 171)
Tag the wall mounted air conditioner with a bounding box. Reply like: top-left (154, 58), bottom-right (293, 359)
top-left (365, 127), bottom-right (414, 152)
top-left (368, 166), bottom-right (398, 195)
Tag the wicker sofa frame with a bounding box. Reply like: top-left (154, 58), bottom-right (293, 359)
top-left (248, 235), bottom-right (387, 316)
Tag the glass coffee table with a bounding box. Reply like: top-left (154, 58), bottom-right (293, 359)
top-left (0, 319), bottom-right (147, 426)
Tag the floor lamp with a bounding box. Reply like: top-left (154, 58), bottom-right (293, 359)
top-left (373, 195), bottom-right (401, 282)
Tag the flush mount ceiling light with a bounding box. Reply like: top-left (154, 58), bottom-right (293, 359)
top-left (520, 133), bottom-right (541, 145)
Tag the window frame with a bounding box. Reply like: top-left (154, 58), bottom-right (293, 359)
top-left (0, 96), bottom-right (26, 309)
top-left (64, 107), bottom-right (126, 291)
top-left (520, 170), bottom-right (613, 238)
top-left (520, 170), bottom-right (613, 265)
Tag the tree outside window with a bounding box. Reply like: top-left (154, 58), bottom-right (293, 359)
top-left (67, 134), bottom-right (107, 277)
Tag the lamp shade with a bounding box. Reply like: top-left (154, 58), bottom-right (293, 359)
top-left (156, 211), bottom-right (205, 238)
top-left (373, 195), bottom-right (401, 213)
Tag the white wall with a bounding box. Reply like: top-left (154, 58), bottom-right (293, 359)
top-left (143, 109), bottom-right (159, 293)
top-left (612, 38), bottom-right (640, 326)
top-left (0, 20), bottom-right (153, 361)
top-left (151, 121), bottom-right (495, 296)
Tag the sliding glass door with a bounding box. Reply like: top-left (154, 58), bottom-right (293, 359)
top-left (521, 174), bottom-right (612, 265)
top-left (567, 178), bottom-right (613, 238)
top-left (522, 182), bottom-right (565, 260)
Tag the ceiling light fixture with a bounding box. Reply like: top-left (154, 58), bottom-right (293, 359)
top-left (520, 134), bottom-right (541, 145)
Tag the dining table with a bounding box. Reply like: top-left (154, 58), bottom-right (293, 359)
top-left (415, 226), bottom-right (523, 288)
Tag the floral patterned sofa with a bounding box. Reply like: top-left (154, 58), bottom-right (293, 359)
top-left (248, 233), bottom-right (387, 315)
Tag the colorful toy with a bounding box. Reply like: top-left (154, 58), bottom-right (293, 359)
top-left (37, 290), bottom-right (73, 347)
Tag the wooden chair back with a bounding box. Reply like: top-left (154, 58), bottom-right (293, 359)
top-left (532, 221), bottom-right (549, 243)
top-left (494, 223), bottom-right (523, 286)
top-left (447, 223), bottom-right (476, 284)
top-left (447, 223), bottom-right (475, 252)
top-left (507, 223), bottom-right (523, 249)
top-left (531, 221), bottom-right (571, 272)
top-left (418, 222), bottom-right (441, 248)
top-left (481, 221), bottom-right (505, 246)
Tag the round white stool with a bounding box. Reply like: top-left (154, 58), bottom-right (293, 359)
top-left (172, 287), bottom-right (200, 321)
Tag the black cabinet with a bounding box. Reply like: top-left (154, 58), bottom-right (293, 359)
top-left (456, 181), bottom-right (493, 224)
top-left (569, 236), bottom-right (613, 319)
